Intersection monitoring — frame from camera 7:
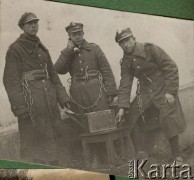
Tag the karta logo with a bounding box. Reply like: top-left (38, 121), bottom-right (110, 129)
top-left (128, 159), bottom-right (193, 179)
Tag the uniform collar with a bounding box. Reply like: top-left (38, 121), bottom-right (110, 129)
top-left (123, 42), bottom-right (146, 59)
top-left (132, 42), bottom-right (146, 58)
top-left (80, 39), bottom-right (91, 50)
top-left (17, 33), bottom-right (47, 53)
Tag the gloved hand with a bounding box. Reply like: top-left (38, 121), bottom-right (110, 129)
top-left (18, 112), bottom-right (30, 120)
top-left (165, 93), bottom-right (175, 104)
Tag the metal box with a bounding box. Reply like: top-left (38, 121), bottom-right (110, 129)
top-left (86, 109), bottom-right (117, 133)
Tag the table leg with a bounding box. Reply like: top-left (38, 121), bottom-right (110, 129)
top-left (82, 142), bottom-right (91, 168)
top-left (106, 136), bottom-right (116, 168)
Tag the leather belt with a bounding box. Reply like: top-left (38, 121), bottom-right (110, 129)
top-left (22, 69), bottom-right (49, 81)
top-left (72, 70), bottom-right (99, 82)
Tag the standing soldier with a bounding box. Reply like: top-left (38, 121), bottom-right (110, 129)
top-left (55, 22), bottom-right (117, 164)
top-left (3, 12), bottom-right (70, 165)
top-left (115, 28), bottom-right (186, 162)
top-left (55, 22), bottom-right (117, 115)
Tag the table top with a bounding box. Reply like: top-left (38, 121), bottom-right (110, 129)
top-left (80, 127), bottom-right (129, 137)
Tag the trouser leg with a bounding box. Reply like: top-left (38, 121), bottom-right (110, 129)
top-left (169, 135), bottom-right (179, 157)
top-left (131, 120), bottom-right (146, 152)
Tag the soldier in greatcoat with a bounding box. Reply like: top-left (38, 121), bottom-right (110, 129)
top-left (55, 22), bottom-right (117, 115)
top-left (55, 22), bottom-right (117, 164)
top-left (3, 12), bottom-right (70, 165)
top-left (115, 28), bottom-right (186, 162)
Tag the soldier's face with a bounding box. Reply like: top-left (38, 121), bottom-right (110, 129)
top-left (22, 20), bottom-right (39, 36)
top-left (119, 36), bottom-right (136, 53)
top-left (69, 31), bottom-right (84, 46)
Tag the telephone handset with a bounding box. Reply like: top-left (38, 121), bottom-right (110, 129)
top-left (67, 38), bottom-right (76, 51)
top-left (68, 38), bottom-right (81, 52)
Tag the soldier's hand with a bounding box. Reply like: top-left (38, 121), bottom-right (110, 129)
top-left (107, 95), bottom-right (114, 105)
top-left (63, 102), bottom-right (71, 109)
top-left (116, 108), bottom-right (125, 123)
top-left (18, 112), bottom-right (30, 120)
top-left (165, 93), bottom-right (175, 104)
top-left (67, 39), bottom-right (75, 50)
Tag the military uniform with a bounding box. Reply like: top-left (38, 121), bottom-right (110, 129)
top-left (55, 38), bottom-right (117, 115)
top-left (55, 23), bottom-right (117, 163)
top-left (3, 13), bottom-right (69, 164)
top-left (118, 41), bottom-right (186, 138)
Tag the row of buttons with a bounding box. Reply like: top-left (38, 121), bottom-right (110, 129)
top-left (78, 53), bottom-right (84, 72)
top-left (37, 52), bottom-right (47, 91)
top-left (80, 59), bottom-right (83, 72)
top-left (133, 58), bottom-right (141, 69)
top-left (42, 79), bottom-right (47, 91)
top-left (38, 54), bottom-right (43, 67)
top-left (78, 51), bottom-right (85, 84)
top-left (79, 51), bottom-right (86, 84)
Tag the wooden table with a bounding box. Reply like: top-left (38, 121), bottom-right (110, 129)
top-left (80, 127), bottom-right (131, 169)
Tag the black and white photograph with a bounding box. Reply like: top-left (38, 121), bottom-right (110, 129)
top-left (0, 0), bottom-right (194, 177)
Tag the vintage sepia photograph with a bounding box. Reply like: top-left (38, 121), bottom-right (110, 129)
top-left (0, 0), bottom-right (194, 177)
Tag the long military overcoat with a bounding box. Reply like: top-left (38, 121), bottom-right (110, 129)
top-left (118, 42), bottom-right (186, 138)
top-left (55, 39), bottom-right (117, 115)
top-left (3, 33), bottom-right (69, 163)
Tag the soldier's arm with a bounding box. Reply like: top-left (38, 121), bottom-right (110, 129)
top-left (150, 44), bottom-right (179, 95)
top-left (118, 59), bottom-right (134, 109)
top-left (55, 48), bottom-right (74, 74)
top-left (3, 46), bottom-right (28, 117)
top-left (46, 51), bottom-right (70, 107)
top-left (95, 45), bottom-right (117, 96)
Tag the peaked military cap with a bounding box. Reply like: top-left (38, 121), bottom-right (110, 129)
top-left (65, 22), bottom-right (83, 34)
top-left (18, 12), bottom-right (39, 29)
top-left (115, 28), bottom-right (133, 43)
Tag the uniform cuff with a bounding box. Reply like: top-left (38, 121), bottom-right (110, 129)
top-left (12, 104), bottom-right (28, 117)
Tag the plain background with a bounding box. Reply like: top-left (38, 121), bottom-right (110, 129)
top-left (0, 0), bottom-right (194, 128)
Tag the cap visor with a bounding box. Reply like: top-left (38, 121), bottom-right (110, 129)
top-left (69, 29), bottom-right (83, 33)
top-left (118, 34), bottom-right (133, 42)
top-left (24, 18), bottom-right (39, 24)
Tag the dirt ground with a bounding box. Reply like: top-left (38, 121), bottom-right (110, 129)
top-left (60, 130), bottom-right (194, 178)
top-left (1, 124), bottom-right (193, 179)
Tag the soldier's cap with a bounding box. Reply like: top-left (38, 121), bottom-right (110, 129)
top-left (115, 28), bottom-right (133, 43)
top-left (18, 12), bottom-right (39, 29)
top-left (65, 22), bottom-right (83, 34)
